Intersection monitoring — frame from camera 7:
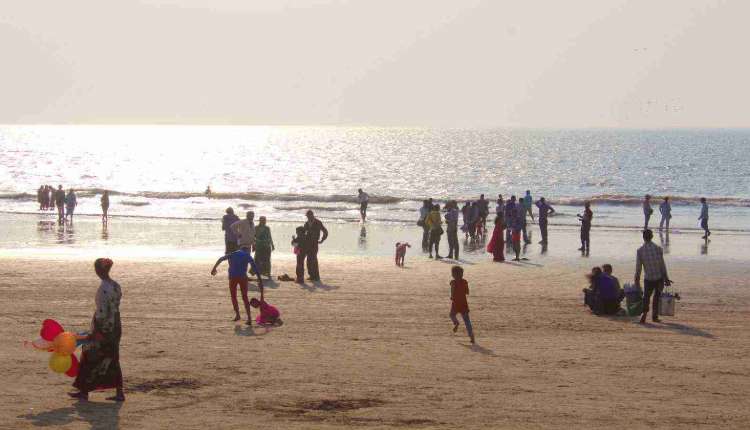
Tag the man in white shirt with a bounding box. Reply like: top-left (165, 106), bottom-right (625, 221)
top-left (357, 188), bottom-right (370, 222)
top-left (231, 211), bottom-right (256, 250)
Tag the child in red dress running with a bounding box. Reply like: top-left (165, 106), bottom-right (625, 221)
top-left (449, 266), bottom-right (475, 343)
top-left (250, 298), bottom-right (281, 326)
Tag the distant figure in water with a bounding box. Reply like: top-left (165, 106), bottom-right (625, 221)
top-left (357, 188), bottom-right (369, 222)
top-left (535, 197), bottom-right (555, 244)
top-left (48, 186), bottom-right (55, 212)
top-left (698, 197), bottom-right (710, 239)
top-left (643, 194), bottom-right (653, 230)
top-left (523, 190), bottom-right (535, 222)
top-left (254, 216), bottom-right (275, 278)
top-left (418, 200), bottom-right (431, 252)
top-left (395, 242), bottom-right (411, 267)
top-left (449, 265), bottom-right (475, 344)
top-left (54, 185), bottom-right (66, 222)
top-left (205, 186), bottom-right (212, 196)
top-left (37, 186), bottom-right (46, 210)
top-left (65, 189), bottom-right (78, 223)
top-left (659, 196), bottom-right (672, 231)
top-left (222, 207), bottom-right (240, 254)
top-left (504, 196), bottom-right (517, 244)
top-left (101, 190), bottom-right (110, 224)
top-left (211, 246), bottom-right (264, 324)
top-left (486, 216), bottom-right (505, 262)
top-left (577, 201), bottom-right (593, 255)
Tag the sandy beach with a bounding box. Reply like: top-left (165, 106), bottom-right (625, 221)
top-left (2, 250), bottom-right (749, 429)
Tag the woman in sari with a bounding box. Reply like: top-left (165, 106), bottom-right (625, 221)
top-left (486, 216), bottom-right (505, 262)
top-left (70, 258), bottom-right (124, 402)
top-left (254, 216), bottom-right (275, 278)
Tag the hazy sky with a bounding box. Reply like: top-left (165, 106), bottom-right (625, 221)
top-left (2, 0), bottom-right (748, 127)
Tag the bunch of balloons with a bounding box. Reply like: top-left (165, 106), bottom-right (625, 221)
top-left (26, 319), bottom-right (84, 377)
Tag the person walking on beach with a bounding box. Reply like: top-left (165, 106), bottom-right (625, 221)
top-left (535, 197), bottom-right (555, 244)
top-left (65, 189), bottom-right (78, 223)
top-left (659, 197), bottom-right (672, 231)
top-left (523, 190), bottom-right (535, 222)
top-left (54, 185), bottom-right (66, 222)
top-left (418, 200), bottom-right (431, 252)
top-left (449, 265), bottom-right (475, 344)
top-left (477, 194), bottom-right (490, 236)
top-left (577, 201), bottom-right (593, 254)
top-left (635, 229), bottom-right (672, 324)
top-left (37, 186), bottom-right (45, 211)
top-left (211, 246), bottom-right (264, 324)
top-left (357, 188), bottom-right (369, 222)
top-left (222, 208), bottom-right (240, 254)
top-left (510, 204), bottom-right (523, 260)
top-left (231, 211), bottom-right (256, 250)
top-left (425, 204), bottom-right (443, 259)
top-left (504, 196), bottom-right (517, 244)
top-left (254, 216), bottom-right (275, 278)
top-left (101, 190), bottom-right (110, 224)
top-left (643, 195), bottom-right (653, 230)
top-left (69, 258), bottom-right (125, 402)
top-left (48, 186), bottom-right (55, 212)
top-left (698, 197), bottom-right (710, 239)
top-left (486, 216), bottom-right (505, 262)
top-left (445, 201), bottom-right (460, 259)
top-left (304, 210), bottom-right (328, 281)
top-left (495, 194), bottom-right (504, 218)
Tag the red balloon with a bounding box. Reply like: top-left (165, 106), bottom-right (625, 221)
top-left (40, 319), bottom-right (64, 342)
top-left (65, 354), bottom-right (80, 378)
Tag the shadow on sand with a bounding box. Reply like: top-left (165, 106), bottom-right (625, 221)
top-left (461, 343), bottom-right (498, 357)
top-left (21, 401), bottom-right (122, 429)
top-left (641, 321), bottom-right (717, 339)
top-left (297, 281), bottom-right (339, 292)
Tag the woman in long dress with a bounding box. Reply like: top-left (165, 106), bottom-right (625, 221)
top-left (486, 216), bottom-right (505, 262)
top-left (70, 258), bottom-right (125, 402)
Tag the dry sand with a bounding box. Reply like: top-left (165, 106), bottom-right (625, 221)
top-left (1, 253), bottom-right (749, 429)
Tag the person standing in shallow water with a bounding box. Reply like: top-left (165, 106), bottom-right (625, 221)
top-left (578, 201), bottom-right (593, 254)
top-left (101, 190), bottom-right (110, 225)
top-left (698, 197), bottom-right (710, 239)
top-left (425, 204), bottom-right (443, 259)
top-left (304, 210), bottom-right (328, 282)
top-left (65, 189), bottom-right (78, 223)
top-left (643, 195), bottom-right (653, 230)
top-left (54, 185), bottom-right (66, 222)
top-left (659, 196), bottom-right (672, 231)
top-left (70, 258), bottom-right (125, 402)
top-left (357, 188), bottom-right (369, 222)
top-left (535, 197), bottom-right (555, 244)
top-left (418, 200), bottom-right (431, 252)
top-left (221, 207), bottom-right (240, 254)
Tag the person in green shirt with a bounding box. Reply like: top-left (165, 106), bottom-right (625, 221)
top-left (254, 216), bottom-right (275, 278)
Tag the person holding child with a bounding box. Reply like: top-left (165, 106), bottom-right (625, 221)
top-left (449, 266), bottom-right (475, 344)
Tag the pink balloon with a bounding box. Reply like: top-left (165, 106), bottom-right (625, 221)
top-left (65, 354), bottom-right (80, 378)
top-left (40, 319), bottom-right (64, 341)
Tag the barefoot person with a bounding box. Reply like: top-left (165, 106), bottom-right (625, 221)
top-left (635, 229), bottom-right (673, 324)
top-left (659, 196), bottom-right (672, 231)
top-left (54, 185), bottom-right (66, 222)
top-left (211, 246), bottom-right (264, 323)
top-left (486, 216), bottom-right (505, 262)
top-left (221, 207), bottom-right (240, 254)
top-left (698, 197), bottom-right (710, 239)
top-left (231, 211), bottom-right (256, 250)
top-left (70, 258), bottom-right (125, 402)
top-left (304, 210), bottom-right (328, 282)
top-left (101, 190), bottom-right (110, 224)
top-left (65, 188), bottom-right (78, 223)
top-left (535, 197), bottom-right (555, 244)
top-left (357, 188), bottom-right (369, 222)
top-left (254, 216), bottom-right (275, 278)
top-left (449, 265), bottom-right (475, 344)
top-left (577, 201), bottom-right (593, 254)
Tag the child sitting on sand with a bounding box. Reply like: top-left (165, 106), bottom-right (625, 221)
top-left (291, 226), bottom-right (307, 283)
top-left (395, 242), bottom-right (411, 267)
top-left (449, 265), bottom-right (475, 344)
top-left (250, 297), bottom-right (281, 326)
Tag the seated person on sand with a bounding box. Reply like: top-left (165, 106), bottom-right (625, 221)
top-left (583, 266), bottom-right (623, 315)
top-left (250, 297), bottom-right (281, 326)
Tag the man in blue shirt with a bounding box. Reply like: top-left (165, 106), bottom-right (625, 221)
top-left (211, 247), bottom-right (264, 324)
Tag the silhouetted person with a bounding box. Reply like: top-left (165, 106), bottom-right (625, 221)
top-left (643, 194), bottom-right (653, 230)
top-left (222, 207), bottom-right (240, 254)
top-left (698, 197), bottom-right (710, 239)
top-left (54, 185), bottom-right (66, 222)
top-left (357, 188), bottom-right (369, 222)
top-left (577, 201), bottom-right (593, 254)
top-left (659, 196), bottom-right (671, 231)
top-left (535, 197), bottom-right (555, 244)
top-left (304, 210), bottom-right (328, 281)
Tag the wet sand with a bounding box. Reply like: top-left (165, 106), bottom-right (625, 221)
top-left (2, 250), bottom-right (749, 429)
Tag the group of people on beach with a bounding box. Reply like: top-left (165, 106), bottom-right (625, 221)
top-left (642, 194), bottom-right (711, 239)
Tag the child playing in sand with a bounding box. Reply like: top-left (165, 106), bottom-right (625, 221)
top-left (395, 242), bottom-right (411, 267)
top-left (449, 266), bottom-right (475, 344)
top-left (291, 226), bottom-right (307, 283)
top-left (250, 297), bottom-right (281, 326)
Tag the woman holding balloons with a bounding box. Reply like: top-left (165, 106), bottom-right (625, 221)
top-left (69, 258), bottom-right (125, 402)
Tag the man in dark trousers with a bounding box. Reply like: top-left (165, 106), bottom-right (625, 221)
top-left (221, 207), bottom-right (240, 254)
top-left (635, 229), bottom-right (672, 324)
top-left (54, 185), bottom-right (66, 222)
top-left (304, 210), bottom-right (328, 282)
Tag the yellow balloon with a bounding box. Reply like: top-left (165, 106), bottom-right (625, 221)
top-left (53, 332), bottom-right (77, 355)
top-left (49, 353), bottom-right (72, 374)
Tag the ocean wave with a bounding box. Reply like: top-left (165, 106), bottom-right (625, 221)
top-left (1, 189), bottom-right (748, 207)
top-left (120, 201), bottom-right (150, 207)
